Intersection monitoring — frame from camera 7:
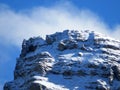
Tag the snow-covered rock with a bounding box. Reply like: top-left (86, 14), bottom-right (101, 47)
top-left (4, 30), bottom-right (120, 90)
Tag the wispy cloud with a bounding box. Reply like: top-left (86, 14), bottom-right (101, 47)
top-left (0, 2), bottom-right (119, 47)
top-left (0, 84), bottom-right (3, 90)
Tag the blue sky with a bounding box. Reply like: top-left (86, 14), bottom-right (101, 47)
top-left (0, 0), bottom-right (120, 28)
top-left (0, 0), bottom-right (120, 89)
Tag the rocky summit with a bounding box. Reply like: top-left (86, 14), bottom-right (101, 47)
top-left (4, 30), bottom-right (120, 90)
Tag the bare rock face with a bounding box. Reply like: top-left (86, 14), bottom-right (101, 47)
top-left (112, 65), bottom-right (120, 81)
top-left (4, 30), bottom-right (120, 90)
top-left (29, 82), bottom-right (47, 90)
top-left (58, 39), bottom-right (78, 51)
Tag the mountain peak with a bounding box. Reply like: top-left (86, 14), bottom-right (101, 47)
top-left (4, 30), bottom-right (120, 90)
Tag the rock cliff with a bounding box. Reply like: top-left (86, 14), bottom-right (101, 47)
top-left (4, 30), bottom-right (120, 90)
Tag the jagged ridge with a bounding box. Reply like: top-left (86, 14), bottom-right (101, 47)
top-left (4, 30), bottom-right (120, 90)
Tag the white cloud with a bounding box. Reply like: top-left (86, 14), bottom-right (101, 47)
top-left (0, 2), bottom-right (119, 47)
top-left (0, 84), bottom-right (3, 90)
top-left (111, 25), bottom-right (120, 40)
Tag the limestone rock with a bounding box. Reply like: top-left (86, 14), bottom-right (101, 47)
top-left (4, 30), bottom-right (120, 90)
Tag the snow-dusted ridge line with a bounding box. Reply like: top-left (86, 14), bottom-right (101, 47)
top-left (4, 30), bottom-right (120, 90)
